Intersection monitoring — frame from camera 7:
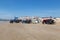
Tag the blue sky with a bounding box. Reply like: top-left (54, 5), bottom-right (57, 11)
top-left (0, 0), bottom-right (60, 19)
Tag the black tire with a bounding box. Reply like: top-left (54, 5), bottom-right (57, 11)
top-left (15, 20), bottom-right (20, 23)
top-left (26, 20), bottom-right (31, 23)
top-left (10, 20), bottom-right (13, 23)
top-left (42, 21), bottom-right (44, 24)
top-left (42, 20), bottom-right (46, 24)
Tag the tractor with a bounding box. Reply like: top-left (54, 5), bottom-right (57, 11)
top-left (42, 19), bottom-right (55, 24)
top-left (10, 17), bottom-right (22, 23)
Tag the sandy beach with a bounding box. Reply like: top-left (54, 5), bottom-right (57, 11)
top-left (0, 22), bottom-right (60, 40)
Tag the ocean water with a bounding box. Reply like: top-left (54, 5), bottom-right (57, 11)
top-left (0, 21), bottom-right (8, 23)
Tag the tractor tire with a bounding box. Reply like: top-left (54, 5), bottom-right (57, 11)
top-left (15, 20), bottom-right (20, 23)
top-left (10, 20), bottom-right (13, 23)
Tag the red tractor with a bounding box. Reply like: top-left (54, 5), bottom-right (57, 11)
top-left (42, 19), bottom-right (55, 24)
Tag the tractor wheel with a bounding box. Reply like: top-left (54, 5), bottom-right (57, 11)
top-left (15, 20), bottom-right (20, 23)
top-left (10, 20), bottom-right (13, 23)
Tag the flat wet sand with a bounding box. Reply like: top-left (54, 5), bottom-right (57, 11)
top-left (0, 22), bottom-right (60, 40)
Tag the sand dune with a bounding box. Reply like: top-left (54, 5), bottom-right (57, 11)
top-left (0, 22), bottom-right (60, 40)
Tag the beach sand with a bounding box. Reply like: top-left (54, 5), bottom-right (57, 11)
top-left (0, 22), bottom-right (60, 40)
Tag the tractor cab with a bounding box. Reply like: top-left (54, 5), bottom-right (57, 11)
top-left (10, 17), bottom-right (22, 23)
top-left (42, 18), bottom-right (55, 24)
